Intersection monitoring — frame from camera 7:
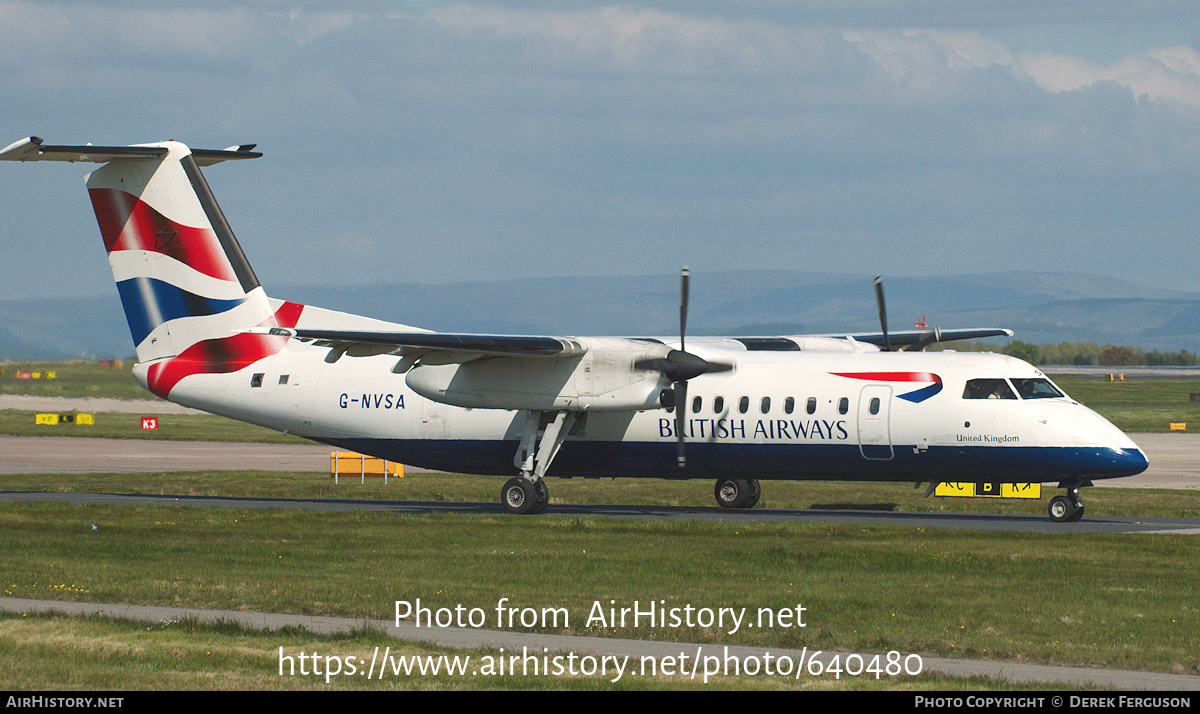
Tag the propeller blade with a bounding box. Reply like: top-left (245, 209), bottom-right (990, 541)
top-left (675, 379), bottom-right (688, 468)
top-left (679, 266), bottom-right (689, 353)
top-left (678, 267), bottom-right (690, 468)
top-left (873, 274), bottom-right (892, 352)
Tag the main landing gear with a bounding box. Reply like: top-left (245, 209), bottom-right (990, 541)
top-left (501, 409), bottom-right (578, 515)
top-left (501, 476), bottom-right (549, 515)
top-left (714, 478), bottom-right (761, 509)
top-left (1048, 484), bottom-right (1085, 523)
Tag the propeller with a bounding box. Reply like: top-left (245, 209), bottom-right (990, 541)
top-left (873, 274), bottom-right (942, 351)
top-left (634, 266), bottom-right (733, 468)
top-left (873, 274), bottom-right (892, 352)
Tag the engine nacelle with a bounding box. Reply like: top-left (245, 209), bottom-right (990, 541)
top-left (404, 337), bottom-right (671, 411)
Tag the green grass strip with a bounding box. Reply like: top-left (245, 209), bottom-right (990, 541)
top-left (1, 500), bottom-right (1197, 675)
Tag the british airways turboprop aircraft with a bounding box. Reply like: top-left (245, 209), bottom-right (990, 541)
top-left (0, 137), bottom-right (1149, 522)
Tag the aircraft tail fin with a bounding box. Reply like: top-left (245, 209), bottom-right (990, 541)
top-left (1, 137), bottom-right (303, 397)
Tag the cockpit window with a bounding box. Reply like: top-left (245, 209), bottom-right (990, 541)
top-left (1010, 378), bottom-right (1065, 399)
top-left (962, 378), bottom-right (1017, 400)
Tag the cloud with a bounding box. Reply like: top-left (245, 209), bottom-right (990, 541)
top-left (844, 26), bottom-right (1200, 109)
top-left (2, 1), bottom-right (1200, 301)
top-left (1022, 46), bottom-right (1200, 107)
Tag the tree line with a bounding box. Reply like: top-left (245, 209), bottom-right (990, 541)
top-left (942, 341), bottom-right (1200, 367)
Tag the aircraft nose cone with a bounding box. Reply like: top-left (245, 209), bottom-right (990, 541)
top-left (1070, 408), bottom-right (1148, 478)
top-left (1108, 446), bottom-right (1149, 477)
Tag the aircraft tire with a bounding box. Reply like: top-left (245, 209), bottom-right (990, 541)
top-left (531, 479), bottom-right (549, 514)
top-left (745, 479), bottom-right (761, 508)
top-left (714, 479), bottom-right (753, 509)
top-left (502, 477), bottom-right (538, 515)
top-left (1048, 495), bottom-right (1076, 523)
top-left (1068, 502), bottom-right (1084, 522)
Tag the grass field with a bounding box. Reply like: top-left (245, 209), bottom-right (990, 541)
top-left (0, 409), bottom-right (308, 443)
top-left (1055, 378), bottom-right (1200, 432)
top-left (0, 612), bottom-right (1026, 690)
top-left (1, 498), bottom-right (1196, 683)
top-left (0, 360), bottom-right (142, 400)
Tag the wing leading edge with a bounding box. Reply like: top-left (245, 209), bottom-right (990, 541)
top-left (261, 325), bottom-right (1012, 360)
top-left (265, 327), bottom-right (587, 358)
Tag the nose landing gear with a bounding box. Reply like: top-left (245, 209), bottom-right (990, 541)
top-left (1048, 485), bottom-right (1085, 522)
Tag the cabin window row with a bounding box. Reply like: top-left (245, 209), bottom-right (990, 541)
top-left (681, 395), bottom-right (851, 416)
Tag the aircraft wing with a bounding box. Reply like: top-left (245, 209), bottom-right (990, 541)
top-left (843, 328), bottom-right (1014, 348)
top-left (263, 327), bottom-right (586, 358)
top-left (263, 325), bottom-right (1011, 360)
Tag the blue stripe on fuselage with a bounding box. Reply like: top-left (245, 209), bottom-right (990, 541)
top-left (309, 439), bottom-right (1148, 482)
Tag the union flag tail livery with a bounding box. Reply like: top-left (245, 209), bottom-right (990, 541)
top-left (2, 136), bottom-right (1148, 522)
top-left (2, 138), bottom-right (302, 398)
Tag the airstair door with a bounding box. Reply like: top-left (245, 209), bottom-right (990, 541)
top-left (858, 385), bottom-right (893, 460)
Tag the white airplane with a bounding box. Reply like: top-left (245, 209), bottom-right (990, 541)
top-left (1, 137), bottom-right (1149, 522)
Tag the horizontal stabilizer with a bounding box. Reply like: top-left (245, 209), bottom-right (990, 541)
top-left (0, 137), bottom-right (261, 165)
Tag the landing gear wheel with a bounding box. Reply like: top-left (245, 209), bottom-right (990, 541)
top-left (714, 479), bottom-right (755, 509)
top-left (1048, 495), bottom-right (1076, 523)
top-left (531, 479), bottom-right (549, 514)
top-left (1068, 502), bottom-right (1084, 522)
top-left (745, 479), bottom-right (761, 509)
top-left (502, 477), bottom-right (538, 515)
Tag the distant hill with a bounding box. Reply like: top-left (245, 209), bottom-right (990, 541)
top-left (3, 271), bottom-right (1198, 359)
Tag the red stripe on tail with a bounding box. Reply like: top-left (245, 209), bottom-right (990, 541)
top-left (146, 301), bottom-right (305, 398)
top-left (89, 187), bottom-right (238, 282)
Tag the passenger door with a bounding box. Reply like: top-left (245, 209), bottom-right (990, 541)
top-left (857, 385), bottom-right (893, 460)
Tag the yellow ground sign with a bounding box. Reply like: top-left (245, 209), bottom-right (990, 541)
top-left (935, 482), bottom-right (1041, 499)
top-left (34, 412), bottom-right (95, 426)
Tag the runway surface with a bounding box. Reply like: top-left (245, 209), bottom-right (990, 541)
top-left (3, 597), bottom-right (1196, 690)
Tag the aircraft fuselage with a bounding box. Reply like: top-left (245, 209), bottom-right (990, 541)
top-left (141, 340), bottom-right (1147, 485)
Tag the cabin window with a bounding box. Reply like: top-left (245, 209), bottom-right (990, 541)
top-left (838, 397), bottom-right (849, 414)
top-left (963, 378), bottom-right (1017, 400)
top-left (1010, 378), bottom-right (1065, 399)
top-left (691, 396), bottom-right (703, 413)
top-left (761, 397), bottom-right (771, 414)
top-left (806, 397), bottom-right (817, 414)
top-left (869, 397), bottom-right (880, 415)
top-left (713, 396), bottom-right (725, 413)
top-left (250, 373), bottom-right (264, 388)
top-left (738, 396), bottom-right (749, 414)
top-left (784, 396), bottom-right (795, 414)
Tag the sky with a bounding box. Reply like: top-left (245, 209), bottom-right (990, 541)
top-left (2, 1), bottom-right (1200, 303)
